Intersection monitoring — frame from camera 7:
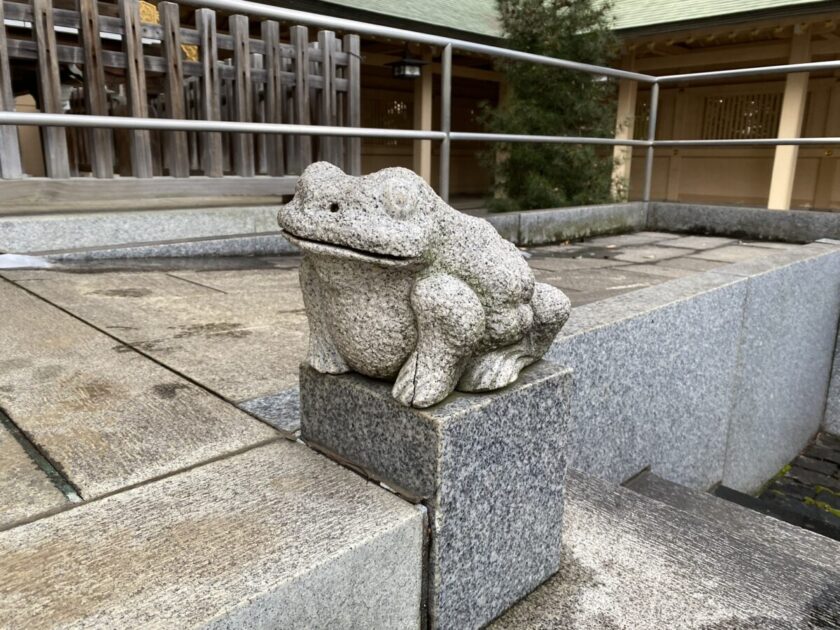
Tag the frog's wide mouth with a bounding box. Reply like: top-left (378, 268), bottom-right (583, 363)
top-left (280, 230), bottom-right (422, 267)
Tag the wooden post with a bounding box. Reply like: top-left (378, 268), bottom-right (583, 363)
top-left (768, 30), bottom-right (811, 210)
top-left (0, 0), bottom-right (23, 178)
top-left (77, 0), bottom-right (112, 177)
top-left (412, 52), bottom-right (433, 184)
top-left (290, 25), bottom-right (311, 173)
top-left (32, 0), bottom-right (70, 178)
top-left (813, 76), bottom-right (840, 209)
top-left (230, 14), bottom-right (254, 177)
top-left (611, 78), bottom-right (638, 201)
top-left (262, 20), bottom-right (285, 176)
top-left (316, 30), bottom-right (335, 165)
top-left (665, 87), bottom-right (687, 201)
top-left (159, 2), bottom-right (189, 177)
top-left (343, 34), bottom-right (361, 176)
top-left (196, 8), bottom-right (222, 177)
top-left (118, 0), bottom-right (152, 178)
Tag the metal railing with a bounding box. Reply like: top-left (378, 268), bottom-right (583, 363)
top-left (1, 0), bottom-right (839, 203)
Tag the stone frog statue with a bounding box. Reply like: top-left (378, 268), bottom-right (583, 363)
top-left (278, 162), bottom-right (571, 408)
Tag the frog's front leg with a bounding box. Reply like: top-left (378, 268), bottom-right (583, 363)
top-left (300, 257), bottom-right (349, 374)
top-left (392, 274), bottom-right (485, 408)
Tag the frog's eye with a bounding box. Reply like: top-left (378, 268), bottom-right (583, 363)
top-left (383, 179), bottom-right (421, 219)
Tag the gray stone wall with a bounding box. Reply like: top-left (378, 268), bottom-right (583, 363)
top-left (547, 242), bottom-right (840, 493)
top-left (824, 327), bottom-right (840, 435)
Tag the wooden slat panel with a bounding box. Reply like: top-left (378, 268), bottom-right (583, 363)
top-left (262, 20), bottom-right (285, 177)
top-left (0, 176), bottom-right (298, 211)
top-left (32, 0), bottom-right (70, 178)
top-left (196, 8), bottom-right (222, 177)
top-left (78, 0), bottom-right (113, 178)
top-left (317, 30), bottom-right (335, 166)
top-left (332, 36), bottom-right (343, 169)
top-left (4, 39), bottom-right (348, 90)
top-left (118, 0), bottom-right (152, 178)
top-left (344, 34), bottom-right (361, 176)
top-left (0, 0), bottom-right (23, 178)
top-left (290, 25), bottom-right (311, 173)
top-left (3, 1), bottom-right (346, 61)
top-left (159, 1), bottom-right (189, 177)
top-left (252, 52), bottom-right (265, 175)
top-left (230, 14), bottom-right (254, 177)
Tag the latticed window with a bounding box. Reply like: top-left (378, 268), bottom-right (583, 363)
top-left (701, 92), bottom-right (783, 140)
top-left (362, 97), bottom-right (413, 146)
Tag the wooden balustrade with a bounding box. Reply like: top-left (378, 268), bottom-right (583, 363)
top-left (0, 0), bottom-right (361, 191)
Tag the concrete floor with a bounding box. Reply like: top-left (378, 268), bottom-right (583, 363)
top-left (0, 231), bottom-right (800, 529)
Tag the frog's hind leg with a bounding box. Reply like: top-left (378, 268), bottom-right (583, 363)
top-left (300, 257), bottom-right (350, 374)
top-left (458, 282), bottom-right (570, 392)
top-left (392, 274), bottom-right (485, 408)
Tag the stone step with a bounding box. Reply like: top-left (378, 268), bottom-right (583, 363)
top-left (491, 470), bottom-right (840, 629)
top-left (0, 441), bottom-right (424, 628)
top-left (715, 484), bottom-right (840, 542)
top-left (625, 471), bottom-right (840, 569)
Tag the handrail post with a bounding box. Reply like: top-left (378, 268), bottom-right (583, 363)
top-left (439, 43), bottom-right (452, 202)
top-left (642, 81), bottom-right (659, 203)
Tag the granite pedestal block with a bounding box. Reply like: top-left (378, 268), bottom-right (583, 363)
top-left (299, 361), bottom-right (573, 630)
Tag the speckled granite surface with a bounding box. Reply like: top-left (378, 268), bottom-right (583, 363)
top-left (723, 247), bottom-right (840, 492)
top-left (300, 360), bottom-right (573, 630)
top-left (825, 325), bottom-right (840, 435)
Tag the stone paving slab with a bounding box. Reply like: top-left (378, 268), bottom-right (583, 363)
top-left (610, 245), bottom-right (690, 263)
top-left (0, 233), bottom-right (801, 424)
top-left (0, 279), bottom-right (276, 498)
top-left (691, 244), bottom-right (777, 263)
top-left (658, 235), bottom-right (737, 250)
top-left (491, 470), bottom-right (840, 630)
top-left (9, 271), bottom-right (307, 401)
top-left (0, 423), bottom-right (67, 529)
top-left (623, 263), bottom-right (696, 279)
top-left (583, 232), bottom-right (678, 248)
top-left (653, 256), bottom-right (730, 272)
top-left (0, 441), bottom-right (424, 629)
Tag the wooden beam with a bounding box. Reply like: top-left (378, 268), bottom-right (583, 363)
top-left (635, 41), bottom-right (790, 72)
top-left (119, 0), bottom-right (153, 178)
top-left (32, 0), bottom-right (70, 178)
top-left (343, 34), bottom-right (362, 176)
top-left (0, 176), bottom-right (298, 213)
top-left (290, 25), bottom-right (311, 173)
top-left (768, 31), bottom-right (811, 211)
top-left (196, 8), bottom-right (222, 177)
top-left (363, 52), bottom-right (502, 82)
top-left (317, 30), bottom-right (337, 166)
top-left (159, 1), bottom-right (189, 178)
top-left (262, 20), bottom-right (285, 177)
top-left (412, 53), bottom-right (433, 184)
top-left (77, 0), bottom-right (113, 178)
top-left (0, 0), bottom-right (23, 178)
top-left (230, 14), bottom-right (254, 177)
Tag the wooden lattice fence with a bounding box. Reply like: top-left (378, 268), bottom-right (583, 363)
top-left (0, 0), bottom-right (361, 184)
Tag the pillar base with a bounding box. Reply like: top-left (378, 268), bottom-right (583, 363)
top-left (300, 360), bottom-right (573, 630)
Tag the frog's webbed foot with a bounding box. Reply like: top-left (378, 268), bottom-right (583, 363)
top-left (458, 282), bottom-right (570, 392)
top-left (307, 331), bottom-right (350, 374)
top-left (392, 274), bottom-right (485, 408)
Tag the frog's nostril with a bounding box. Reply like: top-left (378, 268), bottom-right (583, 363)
top-left (329, 202), bottom-right (340, 213)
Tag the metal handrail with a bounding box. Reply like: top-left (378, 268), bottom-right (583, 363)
top-left (176, 0), bottom-right (656, 83)
top-left (1, 0), bottom-right (839, 203)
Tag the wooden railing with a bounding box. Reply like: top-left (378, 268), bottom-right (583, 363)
top-left (0, 0), bottom-right (360, 195)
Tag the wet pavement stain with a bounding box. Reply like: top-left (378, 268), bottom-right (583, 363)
top-left (152, 383), bottom-right (191, 399)
top-left (89, 288), bottom-right (153, 298)
top-left (171, 322), bottom-right (252, 339)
